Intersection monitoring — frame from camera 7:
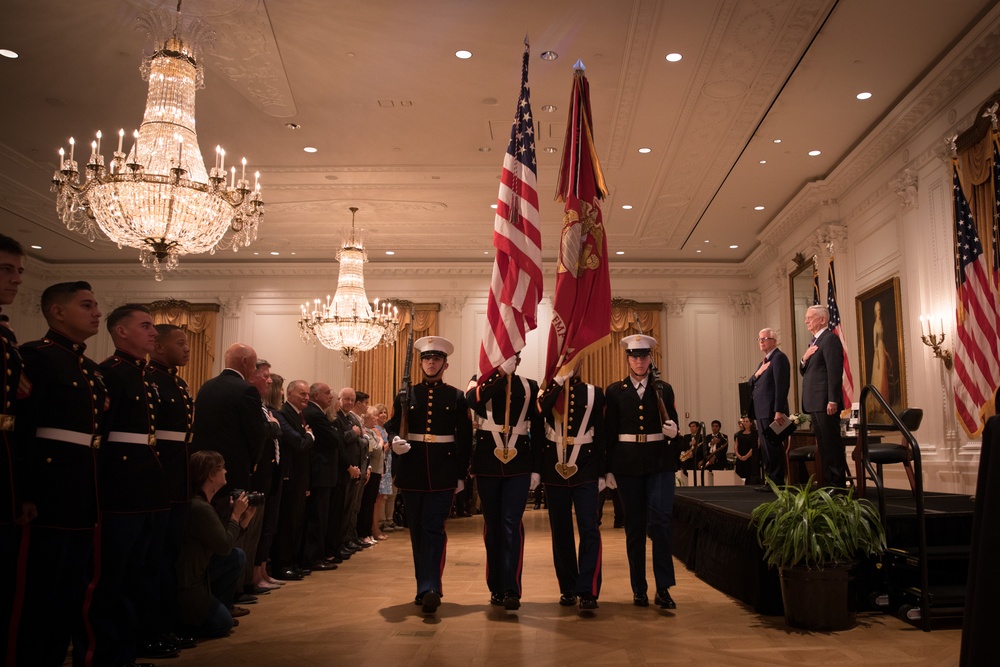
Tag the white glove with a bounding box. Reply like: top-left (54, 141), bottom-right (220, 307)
top-left (500, 356), bottom-right (517, 374)
top-left (605, 472), bottom-right (618, 490)
top-left (553, 373), bottom-right (567, 386)
top-left (391, 436), bottom-right (411, 455)
top-left (529, 473), bottom-right (541, 491)
top-left (455, 479), bottom-right (465, 493)
top-left (662, 420), bottom-right (679, 438)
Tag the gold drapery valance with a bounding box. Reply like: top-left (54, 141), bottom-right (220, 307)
top-left (351, 303), bottom-right (439, 407)
top-left (955, 90), bottom-right (1000, 287)
top-left (149, 299), bottom-right (219, 396)
top-left (577, 300), bottom-right (663, 391)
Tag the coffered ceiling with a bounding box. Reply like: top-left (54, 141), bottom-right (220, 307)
top-left (0, 0), bottom-right (996, 274)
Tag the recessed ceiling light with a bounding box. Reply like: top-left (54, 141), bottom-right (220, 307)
top-left (455, 50), bottom-right (473, 59)
top-left (808, 150), bottom-right (821, 156)
top-left (665, 53), bottom-right (682, 62)
top-left (385, 251), bottom-right (395, 255)
top-left (616, 251), bottom-right (625, 255)
top-left (303, 146), bottom-right (318, 153)
top-left (285, 122), bottom-right (301, 130)
top-left (638, 147), bottom-right (652, 154)
top-left (543, 147), bottom-right (557, 153)
top-left (540, 51), bottom-right (558, 61)
top-left (541, 105), bottom-right (557, 113)
top-left (856, 92), bottom-right (872, 100)
top-left (483, 251), bottom-right (489, 254)
top-left (479, 146), bottom-right (491, 152)
top-left (729, 245), bottom-right (739, 249)
top-left (758, 160), bottom-right (767, 164)
top-left (621, 205), bottom-right (633, 210)
top-left (704, 240), bottom-right (710, 244)
top-left (270, 251), bottom-right (280, 256)
top-left (0, 49), bottom-right (18, 59)
top-left (772, 139), bottom-right (782, 144)
top-left (291, 252), bottom-right (296, 255)
top-left (490, 204), bottom-right (498, 209)
top-left (696, 249), bottom-right (702, 253)
top-left (253, 252), bottom-right (259, 255)
top-left (30, 244), bottom-right (42, 249)
top-left (754, 206), bottom-right (765, 211)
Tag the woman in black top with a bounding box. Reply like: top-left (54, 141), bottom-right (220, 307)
top-left (733, 416), bottom-right (762, 485)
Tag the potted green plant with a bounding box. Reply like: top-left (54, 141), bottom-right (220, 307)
top-left (750, 477), bottom-right (886, 631)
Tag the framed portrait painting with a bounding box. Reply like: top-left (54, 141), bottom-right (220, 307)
top-left (856, 276), bottom-right (906, 424)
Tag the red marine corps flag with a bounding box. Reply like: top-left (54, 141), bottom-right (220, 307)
top-left (543, 61), bottom-right (611, 385)
top-left (478, 40), bottom-right (543, 379)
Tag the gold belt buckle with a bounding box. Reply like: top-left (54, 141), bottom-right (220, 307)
top-left (0, 415), bottom-right (14, 431)
top-left (636, 433), bottom-right (647, 443)
top-left (425, 434), bottom-right (436, 443)
top-left (92, 435), bottom-right (102, 449)
top-left (148, 434), bottom-right (157, 446)
top-left (565, 436), bottom-right (575, 446)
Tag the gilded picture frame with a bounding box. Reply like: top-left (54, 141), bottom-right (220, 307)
top-left (856, 276), bottom-right (906, 423)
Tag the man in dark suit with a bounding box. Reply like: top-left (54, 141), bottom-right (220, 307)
top-left (271, 379), bottom-right (314, 579)
top-left (800, 305), bottom-right (847, 487)
top-left (301, 382), bottom-right (346, 569)
top-left (748, 327), bottom-right (791, 486)
top-left (604, 334), bottom-right (681, 610)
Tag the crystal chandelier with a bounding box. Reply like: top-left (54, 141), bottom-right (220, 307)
top-left (50, 6), bottom-right (263, 281)
top-left (299, 207), bottom-right (400, 363)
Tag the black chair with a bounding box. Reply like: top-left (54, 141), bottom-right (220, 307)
top-left (862, 407), bottom-right (923, 496)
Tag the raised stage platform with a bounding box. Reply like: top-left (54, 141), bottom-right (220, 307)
top-left (671, 485), bottom-right (976, 616)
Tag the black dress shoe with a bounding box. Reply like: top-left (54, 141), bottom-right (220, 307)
top-left (247, 585), bottom-right (274, 595)
top-left (338, 550), bottom-right (354, 560)
top-left (654, 589), bottom-right (676, 609)
top-left (421, 590), bottom-right (441, 614)
top-left (503, 592), bottom-right (520, 611)
top-left (295, 567), bottom-right (312, 576)
top-left (579, 596), bottom-right (599, 610)
top-left (272, 568), bottom-right (304, 581)
top-left (136, 641), bottom-right (180, 659)
top-left (343, 544), bottom-right (361, 553)
top-left (490, 592), bottom-right (504, 606)
top-left (326, 555), bottom-right (344, 564)
top-left (633, 593), bottom-right (649, 607)
top-left (233, 593), bottom-right (258, 604)
top-left (311, 561), bottom-right (338, 571)
top-left (558, 593), bottom-right (577, 607)
top-left (414, 593), bottom-right (424, 606)
top-left (352, 540), bottom-right (372, 549)
top-left (160, 632), bottom-right (197, 649)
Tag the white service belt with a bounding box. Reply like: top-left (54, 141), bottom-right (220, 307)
top-left (545, 434), bottom-right (594, 446)
top-left (405, 433), bottom-right (455, 443)
top-left (477, 422), bottom-right (528, 436)
top-left (617, 433), bottom-right (665, 443)
top-left (157, 430), bottom-right (190, 443)
top-left (36, 427), bottom-right (99, 447)
top-left (107, 431), bottom-right (154, 445)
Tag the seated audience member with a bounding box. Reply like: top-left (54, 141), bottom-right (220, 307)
top-left (177, 451), bottom-right (257, 638)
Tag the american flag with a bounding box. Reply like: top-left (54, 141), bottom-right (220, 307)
top-left (478, 41), bottom-right (543, 379)
top-left (543, 62), bottom-right (611, 385)
top-left (827, 258), bottom-right (854, 409)
top-left (954, 163), bottom-right (1000, 436)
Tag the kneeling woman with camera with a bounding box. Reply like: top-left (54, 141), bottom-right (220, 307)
top-left (177, 450), bottom-right (257, 637)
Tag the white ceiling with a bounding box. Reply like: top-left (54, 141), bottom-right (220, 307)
top-left (0, 0), bottom-right (996, 273)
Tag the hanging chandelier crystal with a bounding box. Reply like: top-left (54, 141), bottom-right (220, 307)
top-left (299, 207), bottom-right (400, 363)
top-left (50, 6), bottom-right (263, 281)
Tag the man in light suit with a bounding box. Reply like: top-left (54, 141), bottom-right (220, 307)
top-left (800, 305), bottom-right (846, 487)
top-left (748, 327), bottom-right (790, 486)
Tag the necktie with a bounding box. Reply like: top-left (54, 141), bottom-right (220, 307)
top-left (636, 380), bottom-right (646, 400)
top-left (809, 335), bottom-right (817, 347)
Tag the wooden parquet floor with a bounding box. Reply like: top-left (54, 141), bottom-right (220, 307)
top-left (171, 508), bottom-right (962, 667)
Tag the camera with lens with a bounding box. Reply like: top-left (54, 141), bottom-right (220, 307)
top-left (230, 488), bottom-right (265, 507)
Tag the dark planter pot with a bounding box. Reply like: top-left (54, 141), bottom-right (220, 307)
top-left (779, 563), bottom-right (857, 631)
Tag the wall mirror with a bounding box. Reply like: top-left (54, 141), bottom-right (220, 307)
top-left (788, 254), bottom-right (817, 410)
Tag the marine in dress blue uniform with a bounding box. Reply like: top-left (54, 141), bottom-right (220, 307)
top-left (536, 372), bottom-right (605, 611)
top-left (0, 234), bottom-right (23, 659)
top-left (146, 324), bottom-right (195, 646)
top-left (386, 336), bottom-right (472, 615)
top-left (466, 354), bottom-right (541, 610)
top-left (90, 304), bottom-right (175, 665)
top-left (604, 335), bottom-right (680, 610)
top-left (9, 281), bottom-right (107, 667)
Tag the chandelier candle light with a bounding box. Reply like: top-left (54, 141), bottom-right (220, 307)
top-left (299, 207), bottom-right (400, 363)
top-left (51, 5), bottom-right (263, 280)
